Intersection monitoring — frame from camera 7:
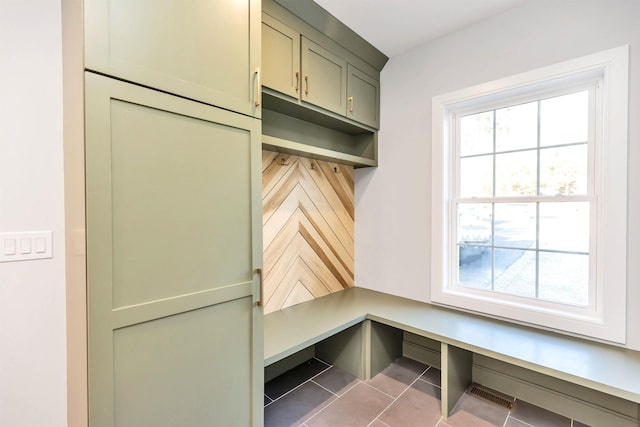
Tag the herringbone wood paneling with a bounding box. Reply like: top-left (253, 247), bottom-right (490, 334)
top-left (262, 150), bottom-right (354, 314)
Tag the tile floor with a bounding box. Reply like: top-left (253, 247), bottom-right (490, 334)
top-left (264, 357), bottom-right (592, 427)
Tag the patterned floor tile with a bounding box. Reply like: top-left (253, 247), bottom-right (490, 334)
top-left (263, 358), bottom-right (589, 427)
top-left (306, 382), bottom-right (392, 427)
top-left (366, 357), bottom-right (429, 398)
top-left (264, 381), bottom-right (335, 427)
top-left (377, 378), bottom-right (442, 427)
top-left (312, 366), bottom-right (359, 396)
top-left (264, 358), bottom-right (329, 400)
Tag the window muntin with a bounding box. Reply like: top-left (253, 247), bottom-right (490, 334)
top-left (454, 88), bottom-right (593, 308)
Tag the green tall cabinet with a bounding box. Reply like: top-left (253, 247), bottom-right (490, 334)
top-left (84, 1), bottom-right (263, 426)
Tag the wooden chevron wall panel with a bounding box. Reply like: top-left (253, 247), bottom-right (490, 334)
top-left (262, 150), bottom-right (354, 314)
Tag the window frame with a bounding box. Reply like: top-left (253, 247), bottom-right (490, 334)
top-left (431, 46), bottom-right (629, 344)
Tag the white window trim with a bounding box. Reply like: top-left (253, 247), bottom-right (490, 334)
top-left (431, 45), bottom-right (629, 344)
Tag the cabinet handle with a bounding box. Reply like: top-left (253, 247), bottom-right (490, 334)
top-left (256, 268), bottom-right (264, 307)
top-left (254, 67), bottom-right (261, 107)
top-left (348, 96), bottom-right (354, 113)
top-left (304, 76), bottom-right (309, 96)
top-left (295, 71), bottom-right (299, 92)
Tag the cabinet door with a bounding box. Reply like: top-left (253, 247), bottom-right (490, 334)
top-left (262, 13), bottom-right (300, 99)
top-left (301, 36), bottom-right (347, 116)
top-left (85, 0), bottom-right (261, 118)
top-left (85, 72), bottom-right (263, 427)
top-left (347, 64), bottom-right (380, 129)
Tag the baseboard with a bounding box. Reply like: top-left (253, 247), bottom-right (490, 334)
top-left (402, 331), bottom-right (441, 368)
top-left (473, 362), bottom-right (638, 427)
top-left (403, 340), bottom-right (441, 368)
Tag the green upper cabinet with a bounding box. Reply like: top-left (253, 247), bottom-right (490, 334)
top-left (347, 64), bottom-right (380, 129)
top-left (260, 0), bottom-right (387, 166)
top-left (301, 36), bottom-right (348, 117)
top-left (262, 13), bottom-right (300, 99)
top-left (84, 0), bottom-right (261, 118)
top-left (261, 10), bottom-right (382, 130)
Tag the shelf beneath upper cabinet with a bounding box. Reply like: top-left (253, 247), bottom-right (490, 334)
top-left (262, 106), bottom-right (377, 168)
top-left (262, 135), bottom-right (377, 168)
top-left (262, 88), bottom-right (376, 136)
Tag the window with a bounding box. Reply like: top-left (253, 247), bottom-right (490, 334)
top-left (431, 46), bottom-right (628, 343)
top-left (457, 89), bottom-right (592, 306)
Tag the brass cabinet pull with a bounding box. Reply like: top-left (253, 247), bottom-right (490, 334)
top-left (348, 96), bottom-right (354, 113)
top-left (256, 268), bottom-right (264, 307)
top-left (295, 71), bottom-right (299, 92)
top-left (254, 67), bottom-right (261, 107)
top-left (304, 75), bottom-right (309, 96)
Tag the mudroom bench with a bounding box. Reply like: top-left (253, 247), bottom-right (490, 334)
top-left (264, 287), bottom-right (640, 426)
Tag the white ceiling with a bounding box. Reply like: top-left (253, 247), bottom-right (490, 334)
top-left (313, 0), bottom-right (529, 57)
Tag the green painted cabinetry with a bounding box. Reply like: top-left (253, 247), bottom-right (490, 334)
top-left (347, 64), bottom-right (380, 129)
top-left (262, 13), bottom-right (300, 99)
top-left (261, 10), bottom-right (381, 129)
top-left (85, 0), bottom-right (261, 118)
top-left (301, 36), bottom-right (348, 116)
top-left (85, 73), bottom-right (264, 427)
top-left (83, 1), bottom-right (264, 426)
top-left (260, 1), bottom-right (387, 168)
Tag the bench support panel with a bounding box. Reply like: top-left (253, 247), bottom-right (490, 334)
top-left (316, 323), bottom-right (366, 379)
top-left (367, 320), bottom-right (403, 380)
top-left (441, 343), bottom-right (472, 417)
top-left (313, 320), bottom-right (403, 381)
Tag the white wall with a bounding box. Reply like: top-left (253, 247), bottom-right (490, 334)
top-left (355, 0), bottom-right (640, 349)
top-left (0, 1), bottom-right (67, 426)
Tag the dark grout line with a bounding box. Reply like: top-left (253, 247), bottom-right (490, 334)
top-left (312, 356), bottom-right (332, 367)
top-left (360, 380), bottom-right (397, 400)
top-left (417, 377), bottom-right (442, 388)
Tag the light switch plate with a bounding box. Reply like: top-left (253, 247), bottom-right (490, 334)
top-left (0, 231), bottom-right (53, 262)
